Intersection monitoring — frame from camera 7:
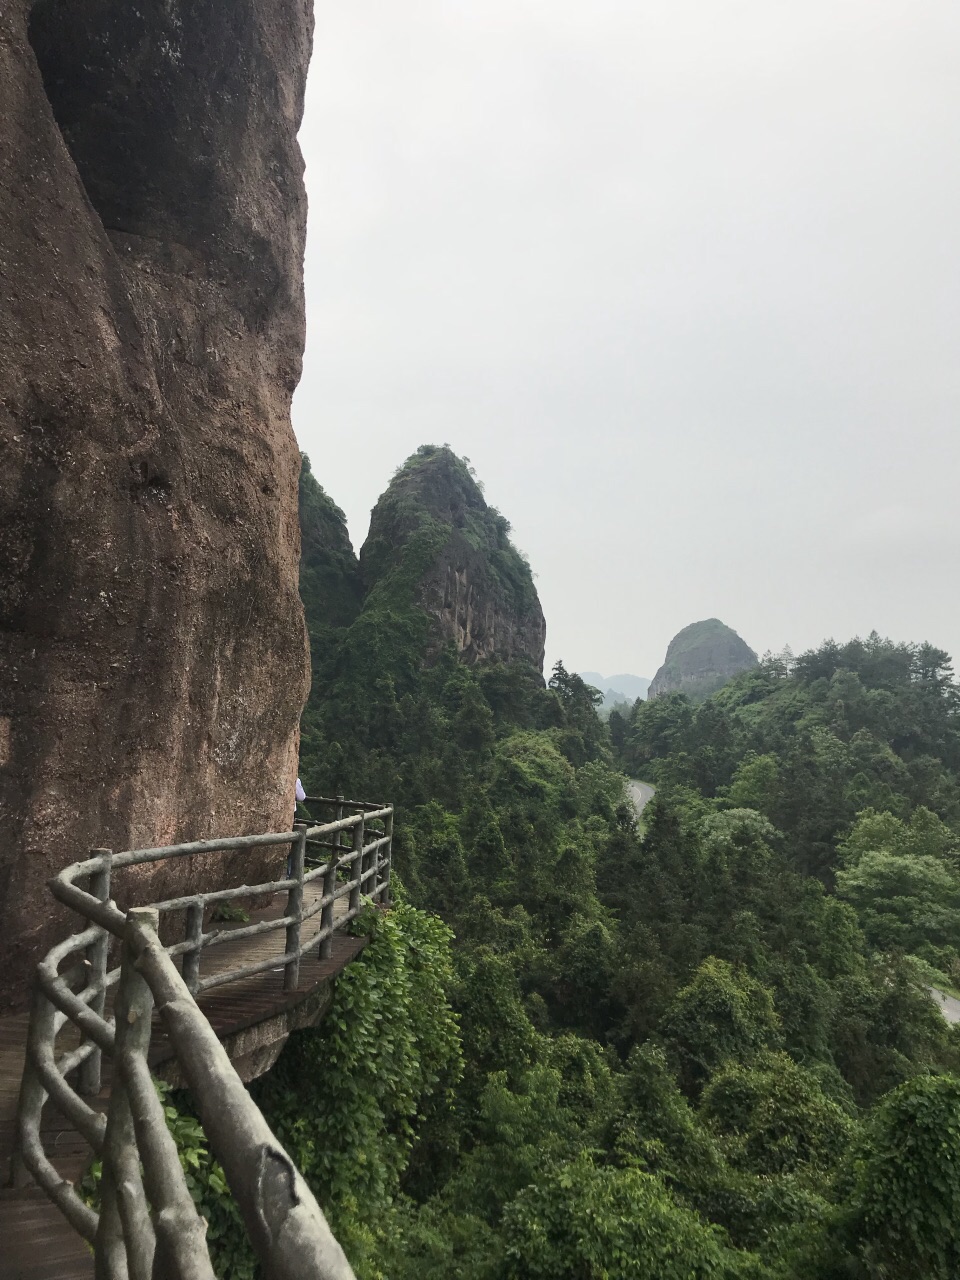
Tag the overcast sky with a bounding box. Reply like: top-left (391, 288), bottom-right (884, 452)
top-left (292, 0), bottom-right (960, 679)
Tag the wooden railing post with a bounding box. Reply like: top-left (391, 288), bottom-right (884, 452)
top-left (10, 988), bottom-right (58, 1188)
top-left (381, 809), bottom-right (394, 905)
top-left (284, 825), bottom-right (307, 991)
top-left (320, 825), bottom-right (338, 962)
top-left (118, 908), bottom-right (215, 1280)
top-left (92, 1164), bottom-right (127, 1280)
top-left (182, 900), bottom-right (204, 995)
top-left (96, 909), bottom-right (159, 1280)
top-left (348, 813), bottom-right (365, 915)
top-left (79, 849), bottom-right (112, 1097)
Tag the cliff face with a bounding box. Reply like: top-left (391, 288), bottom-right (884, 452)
top-left (648, 619), bottom-right (758, 701)
top-left (0, 0), bottom-right (311, 1007)
top-left (359, 447), bottom-right (546, 670)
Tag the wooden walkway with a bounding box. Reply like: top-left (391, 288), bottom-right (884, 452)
top-left (0, 884), bottom-right (365, 1280)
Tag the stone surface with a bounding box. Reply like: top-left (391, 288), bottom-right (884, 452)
top-left (648, 619), bottom-right (758, 701)
top-left (0, 0), bottom-right (312, 1008)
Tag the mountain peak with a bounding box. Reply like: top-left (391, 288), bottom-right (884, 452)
top-left (359, 446), bottom-right (546, 669)
top-left (648, 619), bottom-right (757, 700)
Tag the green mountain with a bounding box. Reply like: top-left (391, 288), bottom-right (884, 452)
top-left (361, 445), bottom-right (545, 668)
top-left (299, 455), bottom-right (364, 637)
top-left (296, 445), bottom-right (548, 804)
top-left (648, 618), bottom-right (758, 701)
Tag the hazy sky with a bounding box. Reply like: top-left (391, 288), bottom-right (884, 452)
top-left (293, 0), bottom-right (960, 679)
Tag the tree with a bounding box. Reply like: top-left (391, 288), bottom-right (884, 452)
top-left (501, 1154), bottom-right (750, 1280)
top-left (852, 1074), bottom-right (960, 1279)
top-left (659, 957), bottom-right (782, 1093)
top-left (836, 848), bottom-right (960, 960)
top-left (700, 1052), bottom-right (854, 1179)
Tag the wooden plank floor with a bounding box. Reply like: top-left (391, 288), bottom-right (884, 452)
top-left (0, 882), bottom-right (367, 1280)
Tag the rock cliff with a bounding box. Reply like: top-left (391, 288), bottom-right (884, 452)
top-left (359, 446), bottom-right (546, 670)
top-left (0, 0), bottom-right (311, 1007)
top-left (648, 619), bottom-right (758, 701)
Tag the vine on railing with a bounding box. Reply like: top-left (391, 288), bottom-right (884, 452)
top-left (9, 796), bottom-right (393, 1280)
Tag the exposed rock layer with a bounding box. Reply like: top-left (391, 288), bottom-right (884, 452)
top-left (359, 447), bottom-right (546, 670)
top-left (648, 619), bottom-right (758, 701)
top-left (0, 0), bottom-right (312, 1008)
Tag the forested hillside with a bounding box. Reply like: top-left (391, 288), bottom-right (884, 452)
top-left (204, 451), bottom-right (960, 1279)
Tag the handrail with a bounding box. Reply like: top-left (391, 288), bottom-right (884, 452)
top-left (10, 795), bottom-right (394, 1279)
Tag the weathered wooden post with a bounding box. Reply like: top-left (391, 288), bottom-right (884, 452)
top-left (284, 824), bottom-right (307, 991)
top-left (320, 823), bottom-right (338, 962)
top-left (382, 809), bottom-right (394, 905)
top-left (10, 988), bottom-right (58, 1188)
top-left (118, 908), bottom-right (215, 1280)
top-left (182, 900), bottom-right (204, 996)
top-left (79, 849), bottom-right (112, 1097)
top-left (348, 812), bottom-right (365, 916)
top-left (96, 908), bottom-right (159, 1280)
top-left (92, 1160), bottom-right (127, 1280)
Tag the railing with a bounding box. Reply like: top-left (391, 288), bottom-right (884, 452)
top-left (9, 795), bottom-right (393, 1280)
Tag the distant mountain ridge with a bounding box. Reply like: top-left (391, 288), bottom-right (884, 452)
top-left (648, 619), bottom-right (758, 701)
top-left (579, 671), bottom-right (650, 708)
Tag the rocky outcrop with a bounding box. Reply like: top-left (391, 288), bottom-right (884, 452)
top-left (648, 620), bottom-right (758, 701)
top-left (0, 1), bottom-right (312, 1007)
top-left (360, 446), bottom-right (546, 669)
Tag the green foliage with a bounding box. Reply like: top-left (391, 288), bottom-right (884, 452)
top-left (501, 1154), bottom-right (751, 1280)
top-left (836, 847), bottom-right (960, 959)
top-left (210, 903), bottom-right (250, 924)
top-left (659, 958), bottom-right (782, 1092)
top-left (252, 903), bottom-right (462, 1258)
top-left (701, 1052), bottom-right (854, 1179)
top-left (851, 1073), bottom-right (960, 1278)
top-left (835, 806), bottom-right (960, 967)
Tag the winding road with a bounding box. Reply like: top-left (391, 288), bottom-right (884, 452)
top-left (627, 780), bottom-right (656, 815)
top-left (930, 988), bottom-right (960, 1024)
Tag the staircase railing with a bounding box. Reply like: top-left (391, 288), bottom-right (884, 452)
top-left (9, 795), bottom-right (393, 1280)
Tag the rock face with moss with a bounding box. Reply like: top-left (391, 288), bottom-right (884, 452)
top-left (0, 1), bottom-right (311, 1007)
top-left (648, 619), bottom-right (758, 701)
top-left (360, 448), bottom-right (545, 668)
top-left (302, 447), bottom-right (542, 671)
